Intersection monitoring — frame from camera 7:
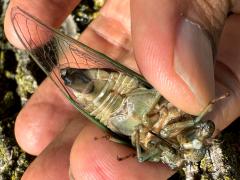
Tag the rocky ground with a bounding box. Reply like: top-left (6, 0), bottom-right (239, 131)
top-left (0, 0), bottom-right (240, 179)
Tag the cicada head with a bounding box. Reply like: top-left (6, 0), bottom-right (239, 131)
top-left (60, 68), bottom-right (94, 94)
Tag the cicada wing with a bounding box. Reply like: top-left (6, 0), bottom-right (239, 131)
top-left (11, 7), bottom-right (114, 130)
top-left (11, 7), bottom-right (151, 85)
top-left (10, 7), bottom-right (151, 133)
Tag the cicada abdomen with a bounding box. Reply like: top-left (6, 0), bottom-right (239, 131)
top-left (11, 6), bottom-right (217, 169)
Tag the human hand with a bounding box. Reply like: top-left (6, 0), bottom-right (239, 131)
top-left (4, 0), bottom-right (240, 179)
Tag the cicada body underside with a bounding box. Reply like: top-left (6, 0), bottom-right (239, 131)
top-left (11, 7), bottom-right (216, 169)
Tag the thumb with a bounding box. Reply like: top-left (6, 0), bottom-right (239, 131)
top-left (130, 0), bottom-right (232, 115)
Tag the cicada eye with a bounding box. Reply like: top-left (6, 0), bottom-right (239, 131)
top-left (60, 68), bottom-right (94, 94)
top-left (60, 68), bottom-right (69, 84)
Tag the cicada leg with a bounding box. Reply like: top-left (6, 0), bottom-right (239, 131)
top-left (94, 133), bottom-right (132, 147)
top-left (117, 153), bottom-right (136, 161)
top-left (159, 93), bottom-right (229, 139)
top-left (134, 127), bottom-right (159, 162)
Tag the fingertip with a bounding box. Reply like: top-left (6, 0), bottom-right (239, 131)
top-left (15, 104), bottom-right (44, 155)
top-left (15, 102), bottom-right (73, 155)
top-left (4, 0), bottom-right (80, 49)
top-left (21, 119), bottom-right (85, 180)
top-left (14, 79), bottom-right (81, 155)
top-left (4, 2), bottom-right (24, 49)
top-left (70, 124), bottom-right (173, 179)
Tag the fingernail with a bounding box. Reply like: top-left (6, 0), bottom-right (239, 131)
top-left (174, 18), bottom-right (215, 109)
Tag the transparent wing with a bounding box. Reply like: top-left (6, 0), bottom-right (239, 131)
top-left (10, 6), bottom-right (150, 133)
top-left (11, 7), bottom-right (113, 130)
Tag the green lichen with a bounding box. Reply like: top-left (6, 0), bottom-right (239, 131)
top-left (15, 50), bottom-right (39, 104)
top-left (0, 116), bottom-right (33, 180)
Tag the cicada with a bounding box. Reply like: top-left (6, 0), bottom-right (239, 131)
top-left (11, 7), bottom-right (224, 169)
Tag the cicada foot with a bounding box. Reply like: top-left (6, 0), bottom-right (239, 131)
top-left (191, 92), bottom-right (230, 127)
top-left (94, 134), bottom-right (111, 141)
top-left (117, 153), bottom-right (136, 161)
top-left (94, 134), bottom-right (130, 146)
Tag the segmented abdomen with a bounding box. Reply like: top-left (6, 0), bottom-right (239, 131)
top-left (84, 70), bottom-right (140, 126)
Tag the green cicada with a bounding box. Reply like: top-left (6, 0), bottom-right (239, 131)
top-left (11, 6), bottom-right (225, 169)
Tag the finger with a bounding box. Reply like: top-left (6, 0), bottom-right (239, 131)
top-left (210, 14), bottom-right (240, 131)
top-left (21, 118), bottom-right (87, 180)
top-left (130, 0), bottom-right (234, 115)
top-left (70, 123), bottom-right (174, 180)
top-left (15, 78), bottom-right (84, 155)
top-left (80, 0), bottom-right (138, 71)
top-left (4, 0), bottom-right (80, 49)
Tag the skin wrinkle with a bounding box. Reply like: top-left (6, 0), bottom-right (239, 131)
top-left (89, 143), bottom-right (117, 180)
top-left (203, 0), bottom-right (228, 26)
top-left (70, 131), bottom-right (113, 180)
top-left (143, 36), bottom-right (171, 92)
top-left (70, 124), bottom-right (173, 179)
top-left (95, 159), bottom-right (113, 180)
top-left (190, 0), bottom-right (230, 45)
top-left (131, 3), bottom-right (201, 113)
top-left (196, 0), bottom-right (229, 28)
